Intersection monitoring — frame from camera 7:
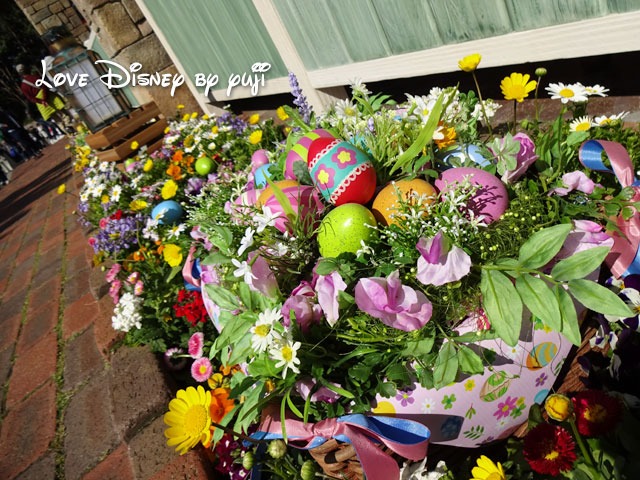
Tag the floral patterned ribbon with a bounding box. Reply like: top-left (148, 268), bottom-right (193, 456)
top-left (249, 407), bottom-right (430, 480)
top-left (579, 139), bottom-right (640, 277)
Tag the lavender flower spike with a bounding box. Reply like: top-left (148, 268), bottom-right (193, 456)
top-left (288, 72), bottom-right (312, 124)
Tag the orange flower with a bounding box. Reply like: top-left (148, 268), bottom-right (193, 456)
top-left (132, 250), bottom-right (145, 261)
top-left (220, 364), bottom-right (241, 376)
top-left (166, 164), bottom-right (183, 180)
top-left (202, 387), bottom-right (235, 448)
top-left (157, 244), bottom-right (165, 255)
top-left (172, 150), bottom-right (184, 164)
top-left (434, 122), bottom-right (457, 149)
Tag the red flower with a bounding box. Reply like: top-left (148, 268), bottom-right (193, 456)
top-left (523, 423), bottom-right (577, 476)
top-left (110, 209), bottom-right (123, 220)
top-left (173, 289), bottom-right (208, 326)
top-left (572, 390), bottom-right (622, 437)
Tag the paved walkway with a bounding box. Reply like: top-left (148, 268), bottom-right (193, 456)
top-left (0, 142), bottom-right (215, 479)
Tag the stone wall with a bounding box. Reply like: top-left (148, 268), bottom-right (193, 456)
top-left (15, 0), bottom-right (89, 40)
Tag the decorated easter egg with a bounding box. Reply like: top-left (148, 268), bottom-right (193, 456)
top-left (257, 180), bottom-right (300, 207)
top-left (439, 144), bottom-right (489, 169)
top-left (251, 149), bottom-right (270, 172)
top-left (195, 157), bottom-right (213, 175)
top-left (230, 188), bottom-right (260, 219)
top-left (285, 129), bottom-right (334, 180)
top-left (371, 179), bottom-right (437, 226)
top-left (151, 200), bottom-right (183, 225)
top-left (254, 163), bottom-right (275, 188)
top-left (262, 185), bottom-right (324, 234)
top-left (480, 370), bottom-right (512, 402)
top-left (317, 203), bottom-right (377, 257)
top-left (307, 138), bottom-right (376, 206)
top-left (435, 167), bottom-right (508, 223)
top-left (526, 342), bottom-right (558, 371)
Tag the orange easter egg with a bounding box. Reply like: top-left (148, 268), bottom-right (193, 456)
top-left (371, 179), bottom-right (436, 226)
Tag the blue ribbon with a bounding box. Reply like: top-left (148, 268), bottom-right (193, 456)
top-left (580, 139), bottom-right (640, 187)
top-left (183, 258), bottom-right (201, 291)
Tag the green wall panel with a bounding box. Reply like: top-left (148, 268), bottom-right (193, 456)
top-left (143, 0), bottom-right (288, 91)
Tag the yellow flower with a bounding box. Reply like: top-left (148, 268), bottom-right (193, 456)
top-left (458, 53), bottom-right (482, 72)
top-left (177, 104), bottom-right (185, 110)
top-left (249, 130), bottom-right (262, 145)
top-left (248, 113), bottom-right (260, 124)
top-left (57, 184), bottom-right (66, 194)
top-left (182, 113), bottom-right (190, 122)
top-left (464, 379), bottom-right (475, 391)
top-left (500, 72), bottom-right (537, 102)
top-left (276, 106), bottom-right (289, 121)
top-left (202, 114), bottom-right (209, 120)
top-left (470, 455), bottom-right (506, 480)
top-left (163, 385), bottom-right (212, 455)
top-left (143, 159), bottom-right (153, 172)
top-left (129, 199), bottom-right (148, 211)
top-left (545, 394), bottom-right (573, 422)
top-left (101, 194), bottom-right (110, 204)
top-left (131, 141), bottom-right (139, 150)
top-left (163, 244), bottom-right (183, 267)
top-left (191, 112), bottom-right (198, 119)
top-left (161, 179), bottom-right (178, 199)
top-left (164, 126), bottom-right (170, 134)
top-left (211, 125), bottom-right (219, 134)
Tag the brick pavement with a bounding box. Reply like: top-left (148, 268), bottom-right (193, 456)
top-left (0, 142), bottom-right (215, 479)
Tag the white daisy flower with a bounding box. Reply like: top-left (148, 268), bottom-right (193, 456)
top-left (546, 82), bottom-right (588, 103)
top-left (253, 206), bottom-right (279, 233)
top-left (349, 78), bottom-right (371, 98)
top-left (334, 99), bottom-right (358, 123)
top-left (269, 334), bottom-right (301, 378)
top-left (222, 142), bottom-right (232, 151)
top-left (421, 398), bottom-right (436, 414)
top-left (168, 223), bottom-right (186, 238)
top-left (238, 227), bottom-right (255, 256)
top-left (154, 207), bottom-right (168, 221)
top-left (98, 161), bottom-right (110, 172)
top-left (232, 258), bottom-right (256, 285)
top-left (111, 185), bottom-right (122, 202)
top-left (594, 112), bottom-right (628, 126)
top-left (207, 142), bottom-right (216, 150)
top-left (583, 84), bottom-right (609, 97)
top-left (80, 192), bottom-right (89, 202)
top-left (250, 307), bottom-right (281, 353)
top-left (569, 115), bottom-right (593, 132)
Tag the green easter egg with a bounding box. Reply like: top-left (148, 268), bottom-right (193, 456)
top-left (124, 158), bottom-right (135, 167)
top-left (317, 203), bottom-right (377, 258)
top-left (195, 157), bottom-right (213, 176)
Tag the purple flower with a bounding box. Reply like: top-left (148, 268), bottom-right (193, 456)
top-left (396, 389), bottom-right (415, 407)
top-left (164, 347), bottom-right (187, 371)
top-left (416, 232), bottom-right (471, 286)
top-left (501, 133), bottom-right (539, 183)
top-left (93, 215), bottom-right (142, 254)
top-left (185, 177), bottom-right (205, 195)
top-left (354, 270), bottom-right (433, 332)
top-left (295, 378), bottom-right (341, 403)
top-left (315, 270), bottom-right (347, 326)
top-left (288, 72), bottom-right (312, 124)
top-left (190, 226), bottom-right (213, 251)
top-left (248, 251), bottom-right (279, 298)
top-left (548, 171), bottom-right (595, 196)
top-left (282, 281), bottom-right (322, 333)
top-left (535, 372), bottom-right (548, 387)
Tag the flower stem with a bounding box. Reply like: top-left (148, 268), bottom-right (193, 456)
top-left (210, 420), bottom-right (264, 444)
top-left (569, 418), bottom-right (599, 477)
top-left (534, 77), bottom-right (541, 126)
top-left (471, 71), bottom-right (493, 136)
top-left (512, 100), bottom-right (517, 135)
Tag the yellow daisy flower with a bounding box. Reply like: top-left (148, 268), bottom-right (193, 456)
top-left (569, 115), bottom-right (593, 132)
top-left (248, 113), bottom-right (260, 124)
top-left (276, 106), bottom-right (289, 121)
top-left (161, 179), bottom-right (178, 199)
top-left (164, 126), bottom-right (170, 134)
top-left (143, 159), bottom-right (153, 172)
top-left (191, 112), bottom-right (198, 119)
top-left (500, 72), bottom-right (536, 102)
top-left (470, 455), bottom-right (506, 480)
top-left (249, 130), bottom-right (263, 145)
top-left (101, 194), bottom-right (110, 204)
top-left (458, 53), bottom-right (481, 72)
top-left (129, 199), bottom-right (148, 211)
top-left (131, 141), bottom-right (139, 150)
top-left (163, 243), bottom-right (183, 267)
top-left (57, 184), bottom-right (66, 195)
top-left (211, 125), bottom-right (219, 134)
top-left (177, 104), bottom-right (185, 110)
top-left (182, 113), bottom-right (190, 122)
top-left (163, 386), bottom-right (212, 455)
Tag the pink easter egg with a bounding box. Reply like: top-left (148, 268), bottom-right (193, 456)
top-left (251, 149), bottom-right (270, 173)
top-left (263, 185), bottom-right (325, 234)
top-left (229, 188), bottom-right (260, 223)
top-left (435, 167), bottom-right (508, 223)
top-left (284, 129), bottom-right (334, 180)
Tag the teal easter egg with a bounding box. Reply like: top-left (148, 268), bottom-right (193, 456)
top-left (317, 203), bottom-right (377, 257)
top-left (254, 163), bottom-right (275, 188)
top-left (151, 200), bottom-right (183, 225)
top-left (195, 157), bottom-right (213, 175)
top-left (526, 342), bottom-right (558, 370)
top-left (285, 129), bottom-right (334, 180)
top-left (307, 138), bottom-right (377, 206)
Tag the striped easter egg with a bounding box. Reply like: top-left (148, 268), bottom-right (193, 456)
top-left (479, 370), bottom-right (512, 402)
top-left (526, 342), bottom-right (558, 371)
top-left (284, 129), bottom-right (334, 180)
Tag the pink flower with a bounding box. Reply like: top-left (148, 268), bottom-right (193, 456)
top-left (99, 217), bottom-right (109, 229)
top-left (295, 378), bottom-right (341, 403)
top-left (109, 279), bottom-right (121, 305)
top-left (191, 357), bottom-right (213, 382)
top-left (416, 232), bottom-right (471, 286)
top-left (106, 263), bottom-right (122, 283)
top-left (314, 166), bottom-right (335, 190)
top-left (188, 332), bottom-right (204, 359)
top-left (501, 133), bottom-right (539, 183)
top-left (127, 272), bottom-right (140, 284)
top-left (493, 396), bottom-right (517, 420)
top-left (134, 280), bottom-right (144, 296)
top-left (88, 237), bottom-right (96, 247)
top-left (282, 281), bottom-right (322, 333)
top-left (331, 147), bottom-right (357, 169)
top-left (554, 220), bottom-right (613, 261)
top-left (125, 161), bottom-right (138, 173)
top-left (248, 251), bottom-right (279, 298)
top-left (548, 171), bottom-right (595, 196)
top-left (355, 270), bottom-right (432, 331)
top-left (315, 270), bottom-right (347, 326)
top-left (190, 226), bottom-right (213, 251)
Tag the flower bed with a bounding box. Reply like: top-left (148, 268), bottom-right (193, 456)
top-left (71, 57), bottom-right (640, 479)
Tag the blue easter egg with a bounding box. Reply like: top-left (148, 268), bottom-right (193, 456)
top-left (254, 163), bottom-right (275, 188)
top-left (151, 200), bottom-right (183, 225)
top-left (440, 144), bottom-right (490, 169)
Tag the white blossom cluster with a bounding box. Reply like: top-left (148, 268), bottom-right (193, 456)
top-left (111, 292), bottom-right (143, 332)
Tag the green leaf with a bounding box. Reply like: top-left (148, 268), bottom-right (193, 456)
top-left (518, 223), bottom-right (572, 269)
top-left (247, 354), bottom-right (279, 377)
top-left (166, 265), bottom-right (182, 282)
top-left (527, 403), bottom-right (544, 430)
top-left (555, 286), bottom-right (581, 346)
top-left (568, 279), bottom-right (633, 317)
top-left (204, 284), bottom-right (240, 311)
top-left (350, 363), bottom-right (373, 382)
top-left (433, 341), bottom-right (459, 388)
top-left (212, 313), bottom-right (255, 358)
top-left (400, 337), bottom-right (435, 357)
top-left (315, 258), bottom-right (339, 275)
top-left (292, 160), bottom-right (313, 185)
top-left (285, 389), bottom-right (303, 418)
top-left (201, 251), bottom-right (232, 266)
top-left (515, 274), bottom-right (561, 332)
top-left (451, 331), bottom-right (498, 343)
top-left (481, 269), bottom-right (523, 346)
top-left (566, 131), bottom-right (589, 147)
top-left (377, 381), bottom-right (396, 398)
top-left (237, 282), bottom-right (253, 311)
top-left (318, 378), bottom-right (354, 399)
top-left (457, 345), bottom-right (484, 375)
top-left (385, 363), bottom-right (412, 384)
top-left (622, 206), bottom-right (634, 221)
top-left (227, 333), bottom-right (252, 365)
top-left (551, 246), bottom-right (610, 281)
